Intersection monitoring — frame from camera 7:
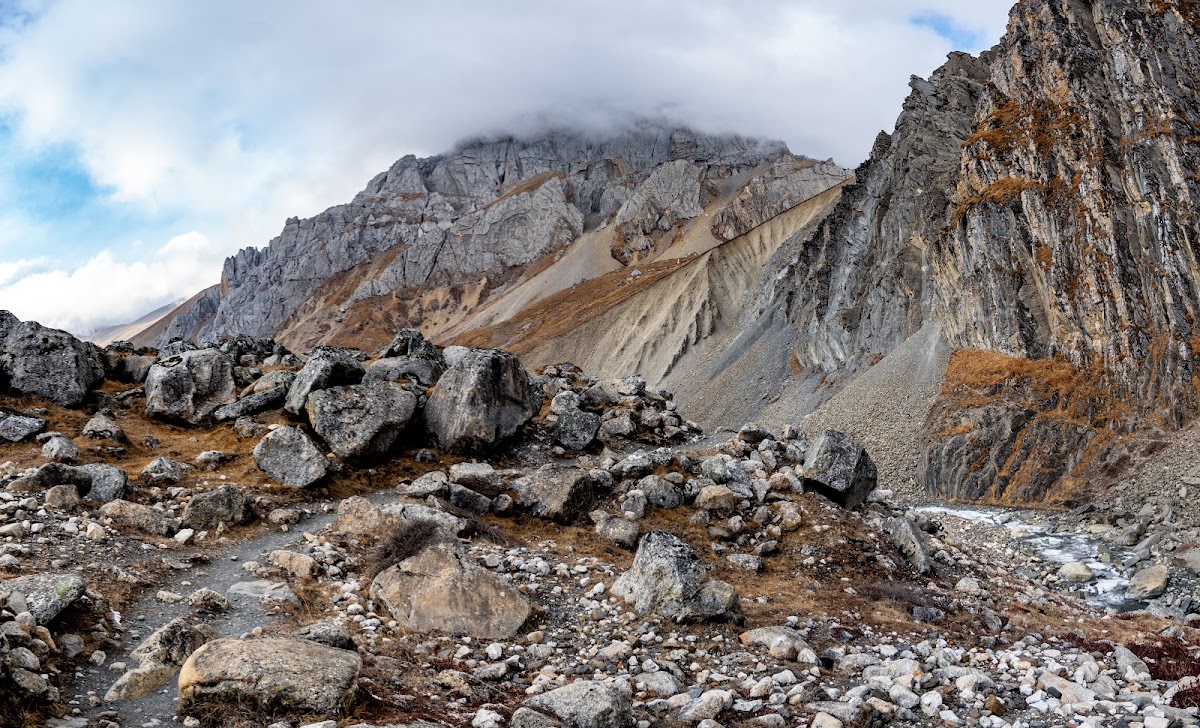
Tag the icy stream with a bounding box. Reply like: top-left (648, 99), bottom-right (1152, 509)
top-left (917, 505), bottom-right (1148, 612)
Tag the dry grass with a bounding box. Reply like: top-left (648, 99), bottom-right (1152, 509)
top-left (1128, 638), bottom-right (1200, 681)
top-left (364, 519), bottom-right (446, 580)
top-left (449, 255), bottom-right (697, 353)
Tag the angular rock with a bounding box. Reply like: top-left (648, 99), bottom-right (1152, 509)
top-left (611, 531), bottom-right (741, 623)
top-left (178, 637), bottom-right (361, 717)
top-left (75, 463), bottom-right (129, 503)
top-left (882, 517), bottom-right (933, 575)
top-left (740, 627), bottom-right (818, 663)
top-left (802, 431), bottom-right (877, 509)
top-left (553, 407), bottom-right (601, 451)
top-left (106, 618), bottom-right (218, 701)
top-left (695, 485), bottom-right (740, 513)
top-left (0, 573), bottom-right (86, 625)
top-left (594, 512), bottom-right (640, 549)
top-left (82, 411), bottom-right (126, 441)
top-left (425, 348), bottom-right (539, 451)
top-left (0, 311), bottom-right (105, 407)
top-left (253, 426), bottom-right (328, 487)
top-left (365, 355), bottom-right (446, 388)
top-left (41, 435), bottom-right (80, 463)
top-left (512, 465), bottom-right (603, 523)
top-left (449, 462), bottom-right (503, 496)
top-left (99, 500), bottom-right (174, 536)
top-left (370, 540), bottom-right (530, 639)
top-left (447, 483), bottom-right (492, 515)
top-left (1127, 564), bottom-right (1169, 600)
top-left (305, 382), bottom-right (417, 460)
top-left (523, 680), bottom-right (634, 728)
top-left (0, 411), bottom-right (44, 442)
top-left (294, 619), bottom-right (355, 651)
top-left (335, 496), bottom-right (465, 537)
top-left (145, 349), bottom-right (237, 425)
top-left (140, 457), bottom-right (189, 485)
top-left (212, 385), bottom-right (287, 421)
top-left (181, 486), bottom-right (251, 530)
top-left (284, 346), bottom-right (365, 416)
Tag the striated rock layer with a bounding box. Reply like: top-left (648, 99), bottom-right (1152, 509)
top-left (147, 122), bottom-right (848, 354)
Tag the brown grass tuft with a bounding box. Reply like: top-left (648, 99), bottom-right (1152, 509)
top-left (365, 519), bottom-right (446, 580)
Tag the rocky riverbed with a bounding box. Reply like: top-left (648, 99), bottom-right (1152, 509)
top-left (0, 315), bottom-right (1196, 727)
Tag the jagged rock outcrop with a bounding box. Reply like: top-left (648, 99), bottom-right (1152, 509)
top-left (148, 123), bottom-right (835, 352)
top-left (0, 311), bottom-right (105, 407)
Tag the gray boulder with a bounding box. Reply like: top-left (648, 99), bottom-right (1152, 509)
top-left (1, 573), bottom-right (86, 624)
top-left (284, 346), bottom-right (365, 416)
top-left (82, 411), bottom-right (126, 441)
top-left (98, 500), bottom-right (175, 536)
top-left (882, 517), bottom-right (933, 575)
top-left (212, 385), bottom-right (287, 421)
top-left (102, 344), bottom-right (156, 383)
top-left (611, 531), bottom-right (741, 623)
top-left (376, 327), bottom-right (443, 360)
top-left (6, 462), bottom-right (127, 503)
top-left (802, 430), bottom-right (878, 509)
top-left (512, 465), bottom-right (602, 523)
top-left (139, 457), bottom-right (189, 484)
top-left (553, 407), bottom-right (601, 451)
top-left (105, 617), bottom-right (218, 701)
top-left (0, 411), bottom-right (44, 442)
top-left (178, 637), bottom-right (361, 717)
top-left (144, 349), bottom-right (237, 425)
top-left (523, 680), bottom-right (635, 728)
top-left (41, 435), bottom-right (80, 463)
top-left (365, 356), bottom-right (446, 388)
top-left (250, 368), bottom-right (295, 394)
top-left (0, 311), bottom-right (105, 407)
top-left (370, 539), bottom-right (530, 639)
top-left (181, 486), bottom-right (251, 530)
top-left (252, 426), bottom-right (328, 487)
top-left (305, 382), bottom-right (417, 460)
top-left (425, 348), bottom-right (540, 452)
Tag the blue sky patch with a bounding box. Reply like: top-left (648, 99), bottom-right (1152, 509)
top-left (910, 11), bottom-right (986, 51)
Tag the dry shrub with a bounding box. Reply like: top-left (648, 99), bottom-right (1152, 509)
top-left (1127, 639), bottom-right (1200, 681)
top-left (365, 519), bottom-right (446, 580)
top-left (1174, 684), bottom-right (1200, 709)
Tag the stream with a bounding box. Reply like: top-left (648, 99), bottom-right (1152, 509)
top-left (916, 505), bottom-right (1149, 612)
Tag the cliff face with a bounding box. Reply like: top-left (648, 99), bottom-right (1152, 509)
top-left (763, 0), bottom-right (1200, 502)
top-left (152, 124), bottom-right (848, 352)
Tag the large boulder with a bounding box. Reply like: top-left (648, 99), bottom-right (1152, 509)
top-left (252, 427), bottom-right (327, 487)
top-left (284, 346), bottom-right (365, 416)
top-left (0, 573), bottom-right (86, 625)
top-left (802, 430), bottom-right (878, 509)
top-left (0, 411), bottom-right (44, 442)
top-left (7, 462), bottom-right (128, 503)
top-left (335, 496), bottom-right (465, 537)
top-left (425, 348), bottom-right (540, 451)
top-left (370, 539), bottom-right (530, 639)
top-left (0, 311), bottom-right (105, 407)
top-left (611, 531), bottom-right (741, 623)
top-left (882, 517), bottom-right (933, 575)
top-left (102, 342), bottom-right (156, 383)
top-left (365, 356), bottom-right (446, 388)
top-left (522, 680), bottom-right (635, 728)
top-left (178, 637), bottom-right (361, 717)
top-left (305, 382), bottom-right (418, 460)
top-left (212, 385), bottom-right (287, 421)
top-left (181, 486), bottom-right (251, 530)
top-left (145, 348), bottom-right (237, 425)
top-left (512, 465), bottom-right (603, 523)
top-left (553, 406), bottom-right (602, 451)
top-left (106, 618), bottom-right (218, 701)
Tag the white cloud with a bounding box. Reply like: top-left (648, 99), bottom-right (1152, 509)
top-left (0, 0), bottom-right (1015, 333)
top-left (0, 231), bottom-right (228, 333)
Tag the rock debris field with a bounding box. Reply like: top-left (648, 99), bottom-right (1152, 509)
top-left (0, 314), bottom-right (1196, 728)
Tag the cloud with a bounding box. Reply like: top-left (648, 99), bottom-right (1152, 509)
top-left (0, 0), bottom-right (1015, 333)
top-left (0, 231), bottom-right (225, 334)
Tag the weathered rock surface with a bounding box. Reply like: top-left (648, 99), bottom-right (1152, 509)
top-left (181, 485), bottom-right (251, 530)
top-left (0, 411), bottom-right (44, 442)
top-left (882, 516), bottom-right (933, 575)
top-left (511, 465), bottom-right (603, 523)
top-left (284, 346), bottom-right (365, 416)
top-left (425, 349), bottom-right (539, 451)
top-left (0, 311), bottom-right (105, 407)
top-left (106, 618), bottom-right (218, 701)
top-left (611, 530), bottom-right (740, 623)
top-left (178, 637), bottom-right (361, 716)
top-left (253, 426), bottom-right (328, 487)
top-left (370, 540), bottom-right (530, 639)
top-left (212, 385), bottom-right (287, 421)
top-left (802, 431), bottom-right (877, 509)
top-left (523, 679), bottom-right (634, 728)
top-left (0, 573), bottom-right (86, 624)
top-left (145, 349), bottom-right (237, 425)
top-left (305, 381), bottom-right (417, 460)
